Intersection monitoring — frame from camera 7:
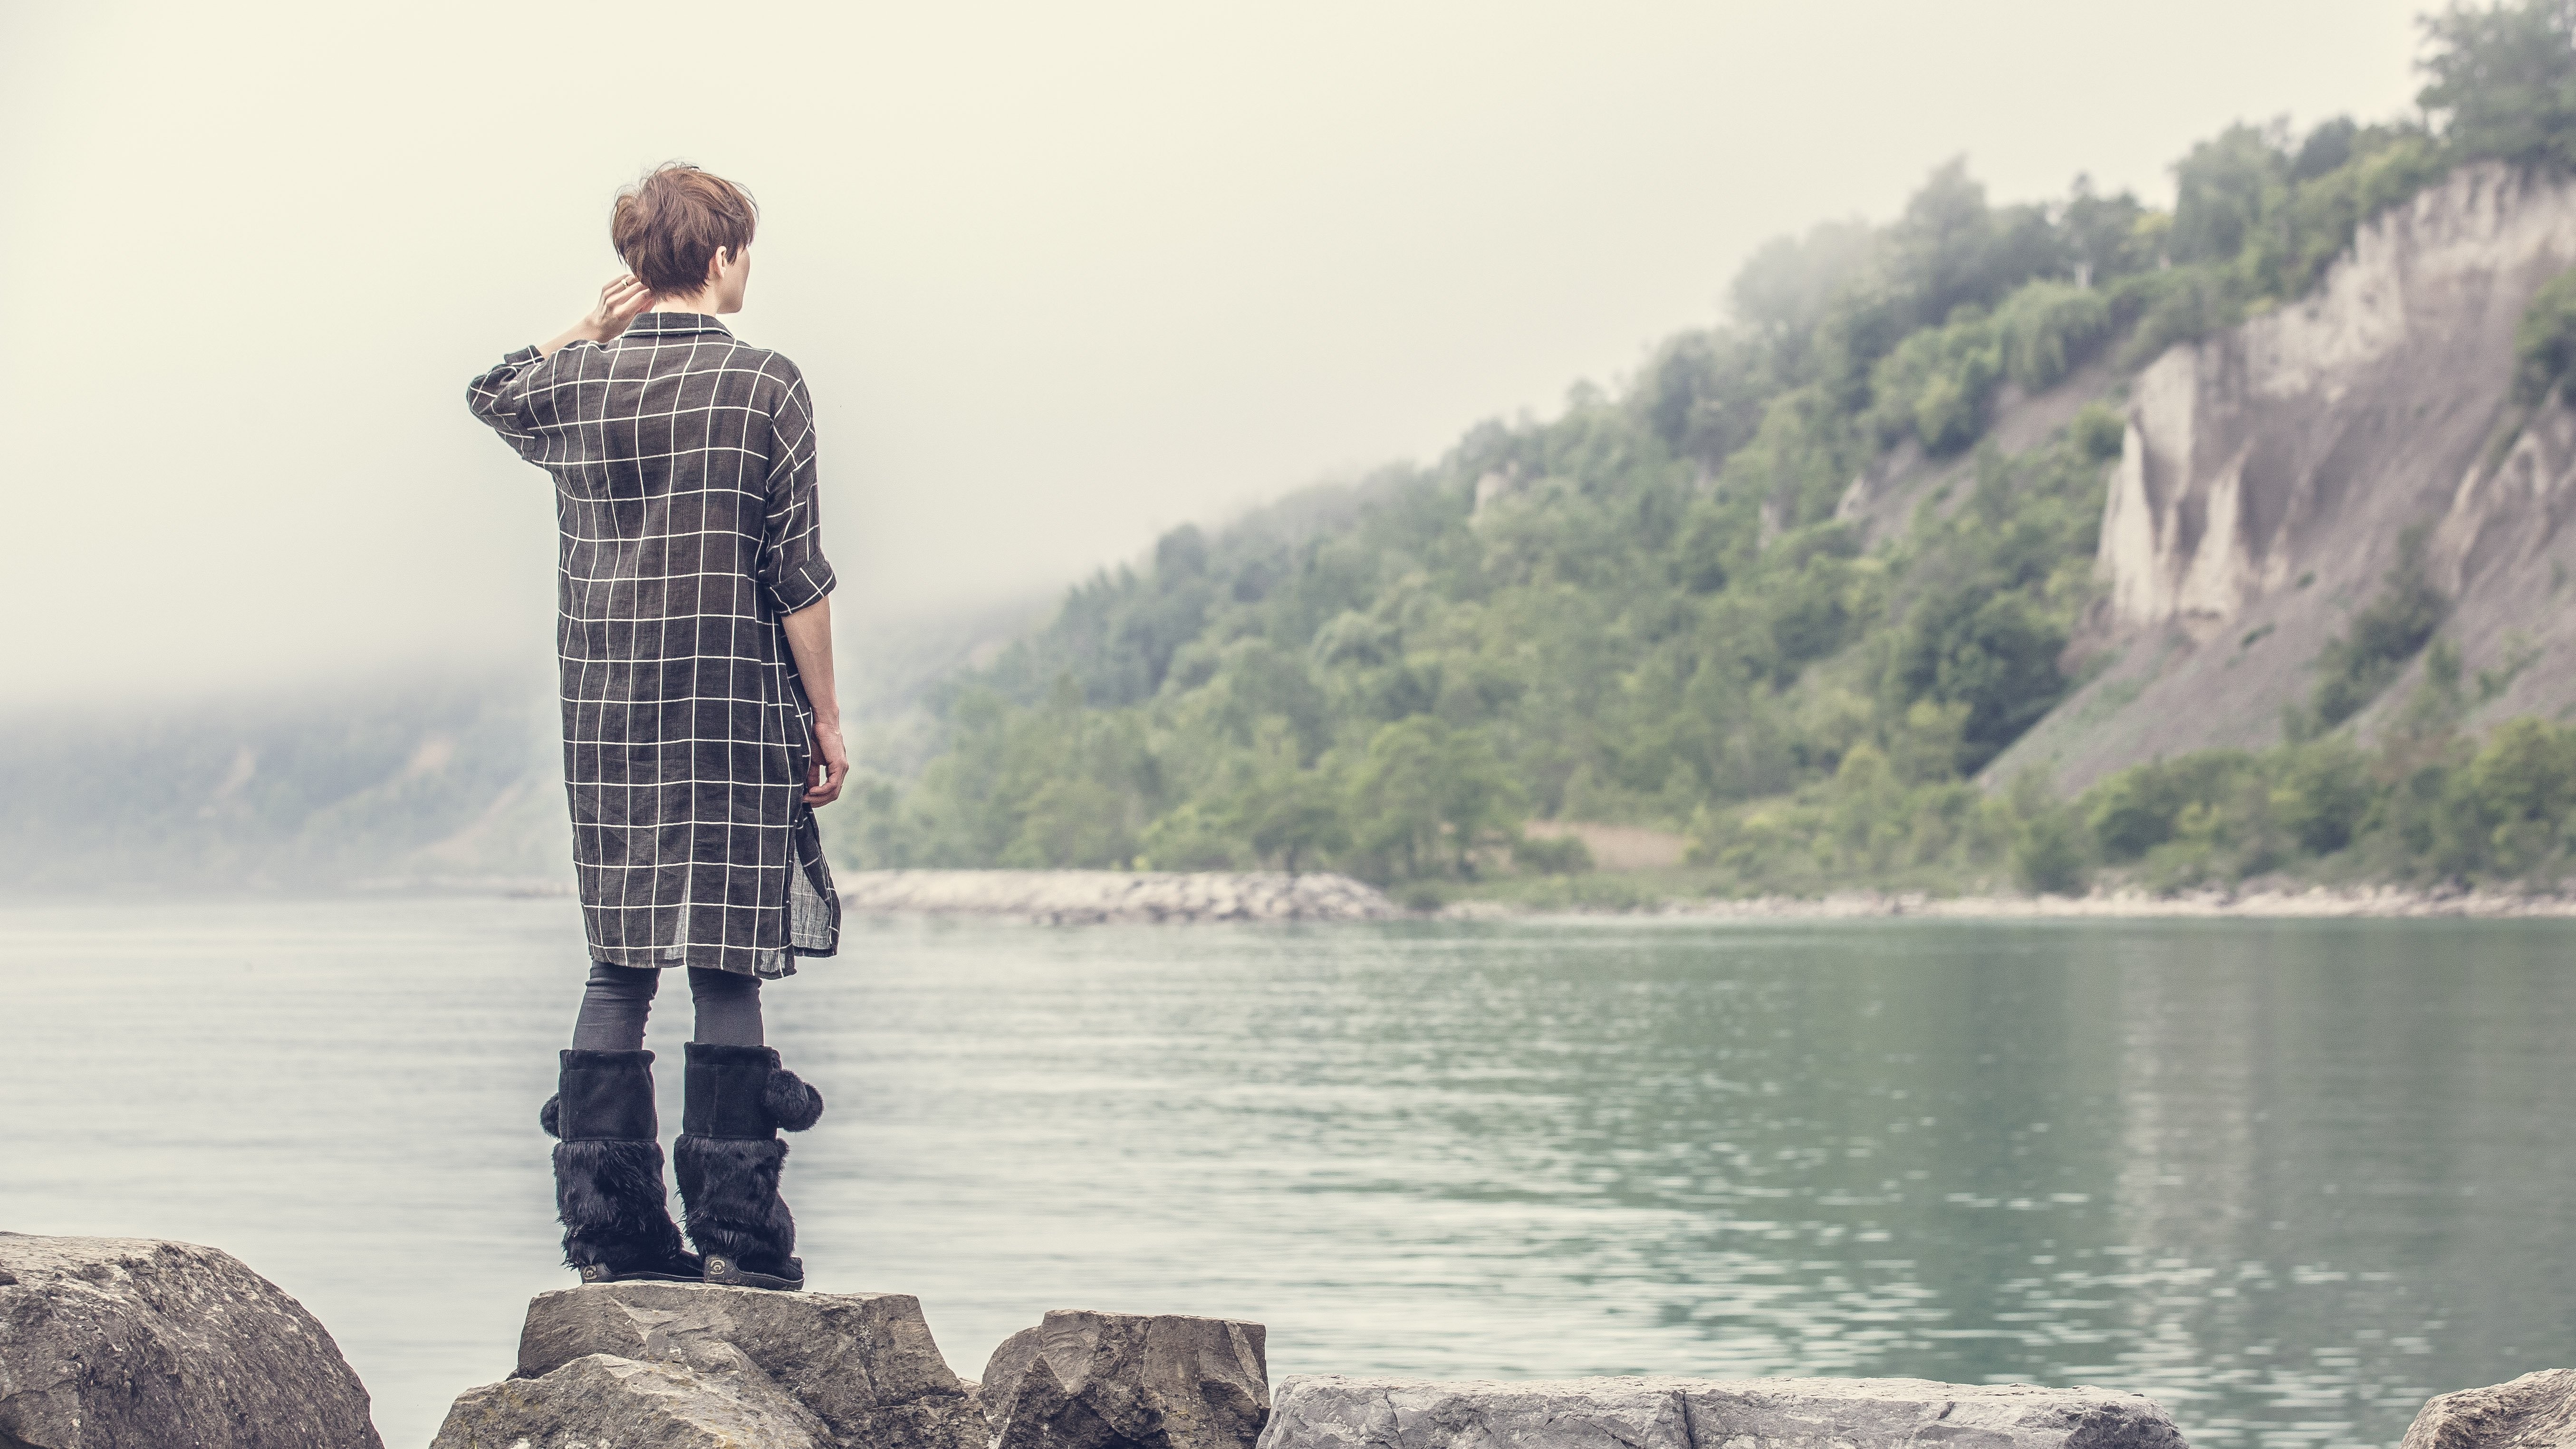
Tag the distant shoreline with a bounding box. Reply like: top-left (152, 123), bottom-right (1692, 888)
top-left (345, 871), bottom-right (2576, 923)
top-left (1442, 883), bottom-right (2576, 921)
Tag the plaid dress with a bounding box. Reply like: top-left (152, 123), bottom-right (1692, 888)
top-left (466, 312), bottom-right (840, 977)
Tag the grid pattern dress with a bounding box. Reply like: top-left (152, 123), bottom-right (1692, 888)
top-left (466, 312), bottom-right (840, 977)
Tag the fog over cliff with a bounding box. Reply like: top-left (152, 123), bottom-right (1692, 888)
top-left (1, 0), bottom-right (2417, 708)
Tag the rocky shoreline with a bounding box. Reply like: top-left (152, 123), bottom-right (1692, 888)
top-left (836, 871), bottom-right (2576, 923)
top-left (837, 869), bottom-right (1401, 924)
top-left (11, 1230), bottom-right (2574, 1449)
top-left (1444, 883), bottom-right (2576, 921)
top-left (361, 871), bottom-right (2576, 924)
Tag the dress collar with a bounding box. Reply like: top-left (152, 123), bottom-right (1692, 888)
top-left (623, 312), bottom-right (733, 340)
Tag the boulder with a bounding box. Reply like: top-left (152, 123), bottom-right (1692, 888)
top-left (457, 1281), bottom-right (983, 1449)
top-left (982, 1309), bottom-right (1270, 1449)
top-left (2399, 1369), bottom-right (2576, 1449)
top-left (1256, 1375), bottom-right (2188, 1449)
top-left (0, 1232), bottom-right (382, 1449)
top-left (431, 1352), bottom-right (826, 1449)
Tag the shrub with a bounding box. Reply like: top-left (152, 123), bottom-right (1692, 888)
top-left (2470, 717), bottom-right (2576, 830)
top-left (1995, 281), bottom-right (2114, 391)
top-left (2271, 737), bottom-right (2374, 854)
top-left (1866, 316), bottom-right (2003, 453)
top-left (2514, 267), bottom-right (2576, 405)
top-left (2088, 764), bottom-right (2190, 860)
top-left (2312, 528), bottom-right (2451, 727)
top-left (2014, 808), bottom-right (2091, 894)
top-left (2114, 267), bottom-right (2242, 369)
top-left (2070, 403), bottom-right (2127, 462)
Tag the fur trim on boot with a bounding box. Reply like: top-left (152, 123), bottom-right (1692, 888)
top-left (764, 1066), bottom-right (825, 1132)
top-left (545, 1048), bottom-right (701, 1284)
top-left (674, 1135), bottom-right (801, 1287)
top-left (676, 1042), bottom-right (818, 1290)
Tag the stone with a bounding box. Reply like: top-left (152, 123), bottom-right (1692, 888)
top-left (981, 1309), bottom-right (1270, 1449)
top-left (2399, 1369), bottom-right (2576, 1449)
top-left (0, 1232), bottom-right (382, 1449)
top-left (1256, 1375), bottom-right (2189, 1449)
top-left (429, 1351), bottom-right (827, 1449)
top-left (510, 1281), bottom-right (986, 1449)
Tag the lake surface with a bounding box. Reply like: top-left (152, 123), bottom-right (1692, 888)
top-left (1, 900), bottom-right (2571, 1449)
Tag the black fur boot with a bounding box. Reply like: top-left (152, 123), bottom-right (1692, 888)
top-left (541, 1048), bottom-right (702, 1284)
top-left (674, 1042), bottom-right (825, 1291)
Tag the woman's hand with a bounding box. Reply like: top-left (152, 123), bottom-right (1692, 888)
top-left (538, 275), bottom-right (656, 356)
top-left (804, 719), bottom-right (849, 806)
top-left (583, 274), bottom-right (655, 342)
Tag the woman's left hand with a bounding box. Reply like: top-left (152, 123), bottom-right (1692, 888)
top-left (582, 274), bottom-right (656, 344)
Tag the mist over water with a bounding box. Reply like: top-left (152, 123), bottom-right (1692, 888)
top-left (3, 901), bottom-right (2566, 1449)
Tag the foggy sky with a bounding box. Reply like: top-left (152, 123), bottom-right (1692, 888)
top-left (2, 1), bottom-right (2422, 706)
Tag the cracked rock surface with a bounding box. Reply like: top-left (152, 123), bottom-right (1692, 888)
top-left (432, 1351), bottom-right (825, 1449)
top-left (0, 1232), bottom-right (383, 1449)
top-left (2398, 1369), bottom-right (2576, 1449)
top-left (982, 1309), bottom-right (1271, 1449)
top-left (1255, 1375), bottom-right (2188, 1449)
top-left (431, 1282), bottom-right (985, 1449)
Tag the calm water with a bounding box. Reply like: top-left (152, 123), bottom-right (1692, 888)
top-left (1, 900), bottom-right (2570, 1449)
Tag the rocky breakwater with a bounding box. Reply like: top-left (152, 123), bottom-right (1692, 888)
top-left (431, 1282), bottom-right (989, 1448)
top-left (841, 870), bottom-right (1399, 924)
top-left (431, 1294), bottom-right (1272, 1449)
top-left (0, 1232), bottom-right (382, 1449)
top-left (1259, 1376), bottom-right (2187, 1449)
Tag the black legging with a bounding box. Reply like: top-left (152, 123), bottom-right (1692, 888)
top-left (570, 961), bottom-right (763, 1050)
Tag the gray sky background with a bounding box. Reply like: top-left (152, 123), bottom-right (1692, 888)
top-left (3, 1), bottom-right (2424, 706)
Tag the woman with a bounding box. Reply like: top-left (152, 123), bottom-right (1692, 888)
top-left (465, 162), bottom-right (845, 1292)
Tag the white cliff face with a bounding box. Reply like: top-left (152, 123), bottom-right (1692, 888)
top-left (2101, 163), bottom-right (2576, 638)
top-left (1989, 163), bottom-right (2576, 791)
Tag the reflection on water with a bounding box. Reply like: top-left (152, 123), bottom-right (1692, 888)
top-left (1, 902), bottom-right (2570, 1449)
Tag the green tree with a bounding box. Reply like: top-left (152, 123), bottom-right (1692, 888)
top-left (1894, 591), bottom-right (2069, 771)
top-left (2171, 123), bottom-right (2288, 265)
top-left (1347, 718), bottom-right (1523, 880)
top-left (2271, 737), bottom-right (2374, 854)
top-left (2418, 0), bottom-right (2576, 171)
top-left (1241, 768), bottom-right (1351, 873)
top-left (2469, 717), bottom-right (2576, 868)
top-left (1001, 778), bottom-right (1138, 868)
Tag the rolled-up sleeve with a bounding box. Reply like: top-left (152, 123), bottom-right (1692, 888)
top-left (464, 345), bottom-right (553, 464)
top-left (758, 371), bottom-right (837, 614)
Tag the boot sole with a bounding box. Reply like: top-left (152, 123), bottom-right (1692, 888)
top-left (703, 1255), bottom-right (804, 1291)
top-left (577, 1264), bottom-right (706, 1285)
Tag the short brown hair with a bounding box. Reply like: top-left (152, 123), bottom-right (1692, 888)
top-left (611, 163), bottom-right (759, 296)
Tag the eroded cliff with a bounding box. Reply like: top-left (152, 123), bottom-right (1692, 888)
top-left (1993, 162), bottom-right (2576, 791)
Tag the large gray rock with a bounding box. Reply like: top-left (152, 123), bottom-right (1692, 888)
top-left (431, 1351), bottom-right (827, 1448)
top-left (0, 1232), bottom-right (382, 1449)
top-left (981, 1309), bottom-right (1269, 1449)
top-left (1256, 1375), bottom-right (2187, 1449)
top-left (2399, 1369), bottom-right (2576, 1449)
top-left (499, 1281), bottom-right (983, 1449)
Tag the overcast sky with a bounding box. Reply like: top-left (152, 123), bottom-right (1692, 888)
top-left (3, 0), bottom-right (2425, 705)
